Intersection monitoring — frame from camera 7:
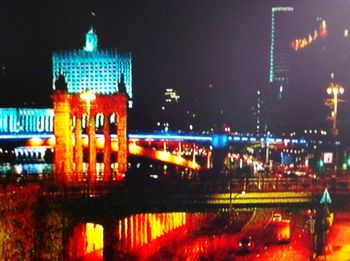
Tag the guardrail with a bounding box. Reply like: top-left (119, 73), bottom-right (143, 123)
top-left (1, 174), bottom-right (347, 204)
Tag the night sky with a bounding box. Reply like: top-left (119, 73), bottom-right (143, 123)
top-left (1, 1), bottom-right (350, 134)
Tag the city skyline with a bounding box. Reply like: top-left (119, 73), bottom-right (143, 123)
top-left (1, 1), bottom-right (350, 134)
top-left (2, 2), bottom-right (350, 260)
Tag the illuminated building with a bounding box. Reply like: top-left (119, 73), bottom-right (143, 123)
top-left (164, 88), bottom-right (180, 103)
top-left (53, 74), bottom-right (128, 183)
top-left (0, 108), bottom-right (54, 134)
top-left (291, 19), bottom-right (327, 51)
top-left (269, 6), bottom-right (294, 99)
top-left (52, 27), bottom-right (133, 107)
top-left (254, 90), bottom-right (263, 135)
top-left (158, 88), bottom-right (181, 131)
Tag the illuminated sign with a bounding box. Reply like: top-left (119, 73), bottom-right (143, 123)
top-left (323, 152), bottom-right (333, 164)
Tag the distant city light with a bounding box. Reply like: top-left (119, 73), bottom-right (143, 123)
top-left (164, 88), bottom-right (180, 103)
top-left (291, 19), bottom-right (327, 51)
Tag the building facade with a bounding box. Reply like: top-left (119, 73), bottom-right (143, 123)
top-left (269, 6), bottom-right (294, 99)
top-left (52, 28), bottom-right (133, 107)
top-left (0, 108), bottom-right (54, 136)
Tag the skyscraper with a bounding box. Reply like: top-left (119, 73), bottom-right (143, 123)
top-left (269, 6), bottom-right (294, 99)
top-left (158, 88), bottom-right (181, 131)
top-left (52, 28), bottom-right (133, 107)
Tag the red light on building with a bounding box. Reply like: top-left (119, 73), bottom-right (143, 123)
top-left (53, 90), bottom-right (128, 184)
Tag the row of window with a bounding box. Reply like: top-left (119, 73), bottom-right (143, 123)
top-left (0, 115), bottom-right (53, 133)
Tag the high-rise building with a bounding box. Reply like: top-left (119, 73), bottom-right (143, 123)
top-left (164, 88), bottom-right (180, 103)
top-left (269, 6), bottom-right (294, 99)
top-left (52, 27), bottom-right (133, 107)
top-left (158, 88), bottom-right (181, 131)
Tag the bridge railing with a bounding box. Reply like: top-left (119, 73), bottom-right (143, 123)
top-left (1, 172), bottom-right (348, 201)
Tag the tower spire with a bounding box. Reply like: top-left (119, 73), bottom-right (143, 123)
top-left (83, 26), bottom-right (98, 52)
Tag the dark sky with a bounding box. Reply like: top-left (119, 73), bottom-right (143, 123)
top-left (1, 1), bottom-right (350, 134)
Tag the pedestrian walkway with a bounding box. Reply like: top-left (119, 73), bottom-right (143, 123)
top-left (316, 212), bottom-right (350, 261)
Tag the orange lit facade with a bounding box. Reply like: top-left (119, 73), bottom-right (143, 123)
top-left (53, 90), bottom-right (128, 183)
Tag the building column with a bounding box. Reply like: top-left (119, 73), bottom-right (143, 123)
top-left (103, 114), bottom-right (112, 182)
top-left (74, 114), bottom-right (83, 181)
top-left (53, 92), bottom-right (73, 184)
top-left (88, 114), bottom-right (96, 185)
top-left (116, 111), bottom-right (127, 175)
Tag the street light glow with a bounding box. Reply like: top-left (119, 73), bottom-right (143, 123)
top-left (326, 82), bottom-right (344, 171)
top-left (80, 90), bottom-right (96, 103)
top-left (80, 91), bottom-right (96, 117)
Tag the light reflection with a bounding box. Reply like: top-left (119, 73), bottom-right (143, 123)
top-left (117, 212), bottom-right (187, 253)
top-left (68, 223), bottom-right (104, 260)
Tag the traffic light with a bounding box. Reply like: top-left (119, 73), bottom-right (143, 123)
top-left (318, 160), bottom-right (324, 168)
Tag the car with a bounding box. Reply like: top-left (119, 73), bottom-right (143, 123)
top-left (275, 219), bottom-right (291, 243)
top-left (305, 209), bottom-right (316, 219)
top-left (272, 213), bottom-right (283, 223)
top-left (238, 236), bottom-right (254, 252)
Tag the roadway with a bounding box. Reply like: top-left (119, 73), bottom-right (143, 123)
top-left (141, 208), bottom-right (315, 260)
top-left (141, 206), bottom-right (350, 260)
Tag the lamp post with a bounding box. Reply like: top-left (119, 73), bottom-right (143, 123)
top-left (326, 82), bottom-right (344, 172)
top-left (80, 90), bottom-right (96, 187)
top-left (326, 82), bottom-right (344, 138)
top-left (80, 91), bottom-right (96, 118)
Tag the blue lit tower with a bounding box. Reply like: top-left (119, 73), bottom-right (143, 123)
top-left (52, 27), bottom-right (133, 107)
top-left (269, 6), bottom-right (294, 98)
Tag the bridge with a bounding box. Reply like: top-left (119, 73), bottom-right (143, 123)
top-left (0, 107), bottom-right (312, 148)
top-left (0, 107), bottom-right (327, 159)
top-left (1, 174), bottom-right (344, 211)
top-left (1, 130), bottom-right (318, 173)
top-left (0, 107), bottom-right (339, 179)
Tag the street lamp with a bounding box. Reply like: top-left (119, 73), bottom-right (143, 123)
top-left (326, 82), bottom-right (344, 173)
top-left (80, 90), bottom-right (96, 116)
top-left (326, 82), bottom-right (344, 138)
